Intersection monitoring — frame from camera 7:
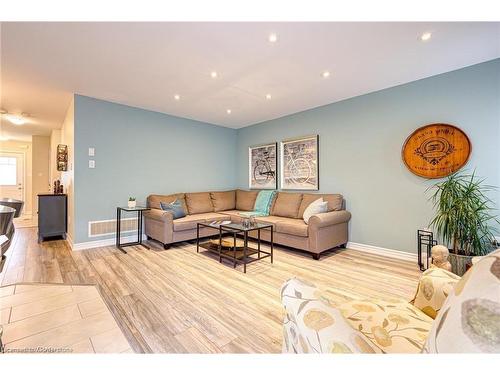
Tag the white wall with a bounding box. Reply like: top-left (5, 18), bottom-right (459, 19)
top-left (60, 98), bottom-right (75, 243)
top-left (32, 135), bottom-right (51, 212)
top-left (49, 129), bottom-right (62, 185)
top-left (236, 59), bottom-right (500, 253)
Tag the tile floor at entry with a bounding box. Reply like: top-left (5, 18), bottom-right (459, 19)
top-left (1, 283), bottom-right (132, 353)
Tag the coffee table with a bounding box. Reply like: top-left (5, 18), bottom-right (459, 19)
top-left (196, 222), bottom-right (273, 273)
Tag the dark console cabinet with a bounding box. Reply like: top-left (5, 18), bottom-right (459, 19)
top-left (38, 194), bottom-right (67, 242)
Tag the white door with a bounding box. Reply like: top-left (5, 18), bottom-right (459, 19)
top-left (0, 152), bottom-right (24, 200)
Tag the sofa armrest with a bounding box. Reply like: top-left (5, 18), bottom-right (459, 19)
top-left (281, 278), bottom-right (379, 353)
top-left (411, 267), bottom-right (461, 319)
top-left (143, 208), bottom-right (173, 224)
top-left (308, 210), bottom-right (351, 229)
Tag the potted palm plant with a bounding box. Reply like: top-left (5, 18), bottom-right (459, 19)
top-left (428, 171), bottom-right (498, 276)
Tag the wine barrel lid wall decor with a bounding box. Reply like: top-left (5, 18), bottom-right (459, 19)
top-left (402, 123), bottom-right (471, 179)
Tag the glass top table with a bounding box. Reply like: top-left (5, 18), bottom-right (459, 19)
top-left (117, 206), bottom-right (150, 212)
top-left (115, 206), bottom-right (151, 253)
top-left (196, 221), bottom-right (273, 273)
top-left (204, 221), bottom-right (272, 232)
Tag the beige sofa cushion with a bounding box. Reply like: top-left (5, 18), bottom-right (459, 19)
top-left (271, 192), bottom-right (303, 218)
top-left (173, 213), bottom-right (230, 231)
top-left (148, 193), bottom-right (187, 212)
top-left (298, 193), bottom-right (343, 217)
top-left (255, 216), bottom-right (283, 230)
top-left (276, 217), bottom-right (308, 237)
top-left (185, 192), bottom-right (214, 214)
top-left (219, 210), bottom-right (248, 223)
top-left (210, 190), bottom-right (236, 212)
top-left (236, 189), bottom-right (258, 211)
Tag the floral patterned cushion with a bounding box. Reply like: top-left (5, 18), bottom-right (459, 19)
top-left (423, 249), bottom-right (500, 353)
top-left (281, 278), bottom-right (381, 353)
top-left (412, 266), bottom-right (461, 318)
top-left (339, 299), bottom-right (433, 353)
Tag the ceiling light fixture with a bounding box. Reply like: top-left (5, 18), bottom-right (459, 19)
top-left (420, 32), bottom-right (432, 41)
top-left (174, 94), bottom-right (180, 101)
top-left (322, 71), bottom-right (331, 78)
top-left (226, 109), bottom-right (232, 114)
top-left (5, 114), bottom-right (26, 125)
top-left (265, 94), bottom-right (272, 100)
top-left (211, 71), bottom-right (218, 78)
top-left (268, 33), bottom-right (278, 43)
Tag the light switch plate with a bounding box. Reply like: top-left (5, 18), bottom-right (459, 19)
top-left (88, 147), bottom-right (95, 156)
top-left (89, 160), bottom-right (95, 168)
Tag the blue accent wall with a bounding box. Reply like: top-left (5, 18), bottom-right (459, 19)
top-left (73, 95), bottom-right (237, 243)
top-left (236, 59), bottom-right (500, 253)
top-left (72, 59), bottom-right (499, 251)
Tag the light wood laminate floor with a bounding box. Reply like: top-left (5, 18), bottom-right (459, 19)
top-left (0, 227), bottom-right (422, 353)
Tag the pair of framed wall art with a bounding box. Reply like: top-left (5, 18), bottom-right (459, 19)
top-left (248, 135), bottom-right (319, 191)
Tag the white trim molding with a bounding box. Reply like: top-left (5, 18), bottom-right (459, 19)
top-left (72, 234), bottom-right (147, 251)
top-left (346, 241), bottom-right (417, 262)
top-left (66, 232), bottom-right (74, 248)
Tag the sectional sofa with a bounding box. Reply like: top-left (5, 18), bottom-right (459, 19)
top-left (144, 190), bottom-right (351, 259)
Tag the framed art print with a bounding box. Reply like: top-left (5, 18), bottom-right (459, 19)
top-left (280, 135), bottom-right (319, 190)
top-left (248, 142), bottom-right (277, 189)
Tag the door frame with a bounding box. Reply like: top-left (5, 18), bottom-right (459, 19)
top-left (0, 150), bottom-right (27, 209)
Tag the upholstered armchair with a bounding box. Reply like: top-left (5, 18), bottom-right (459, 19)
top-left (281, 248), bottom-right (500, 353)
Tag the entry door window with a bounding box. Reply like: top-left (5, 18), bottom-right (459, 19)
top-left (0, 156), bottom-right (17, 185)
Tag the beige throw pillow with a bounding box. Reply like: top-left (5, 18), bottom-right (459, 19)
top-left (412, 266), bottom-right (460, 319)
top-left (303, 198), bottom-right (328, 224)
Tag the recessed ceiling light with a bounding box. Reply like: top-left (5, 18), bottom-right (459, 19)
top-left (226, 109), bottom-right (232, 114)
top-left (174, 94), bottom-right (180, 101)
top-left (322, 71), bottom-right (331, 78)
top-left (420, 32), bottom-right (432, 41)
top-left (265, 94), bottom-right (272, 100)
top-left (211, 71), bottom-right (218, 78)
top-left (6, 114), bottom-right (26, 125)
top-left (268, 33), bottom-right (278, 43)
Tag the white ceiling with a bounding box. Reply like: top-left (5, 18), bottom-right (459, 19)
top-left (1, 22), bottom-right (499, 141)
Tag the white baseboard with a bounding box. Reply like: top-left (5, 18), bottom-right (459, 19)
top-left (346, 241), bottom-right (417, 262)
top-left (66, 232), bottom-right (74, 249)
top-left (72, 234), bottom-right (147, 251)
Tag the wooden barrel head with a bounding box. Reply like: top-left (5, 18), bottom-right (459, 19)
top-left (402, 124), bottom-right (471, 179)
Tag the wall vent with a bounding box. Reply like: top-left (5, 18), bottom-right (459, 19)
top-left (88, 218), bottom-right (138, 237)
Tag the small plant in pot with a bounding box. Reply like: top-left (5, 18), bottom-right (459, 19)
top-left (428, 170), bottom-right (499, 276)
top-left (128, 197), bottom-right (136, 209)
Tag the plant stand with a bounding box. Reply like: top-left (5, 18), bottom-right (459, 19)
top-left (417, 229), bottom-right (437, 271)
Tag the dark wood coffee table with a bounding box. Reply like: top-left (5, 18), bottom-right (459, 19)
top-left (196, 222), bottom-right (273, 273)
